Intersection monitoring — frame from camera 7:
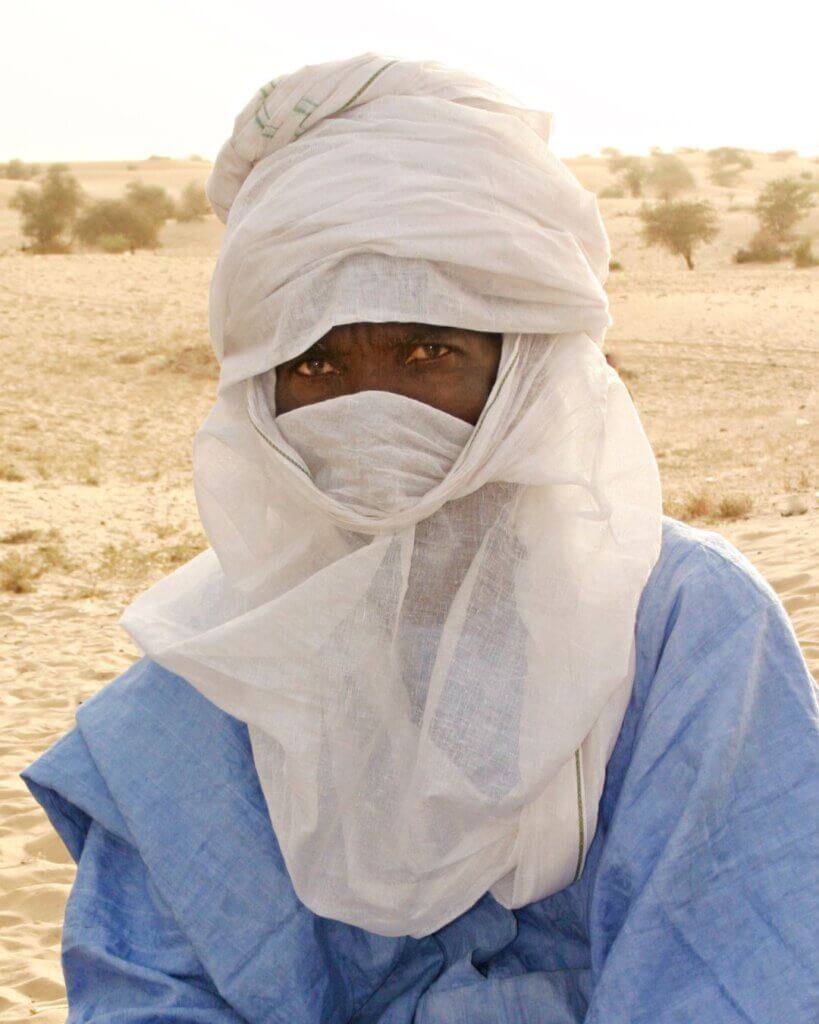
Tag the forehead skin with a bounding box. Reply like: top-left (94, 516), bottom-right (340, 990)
top-left (273, 321), bottom-right (502, 425)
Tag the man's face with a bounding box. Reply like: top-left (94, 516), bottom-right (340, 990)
top-left (273, 322), bottom-right (503, 425)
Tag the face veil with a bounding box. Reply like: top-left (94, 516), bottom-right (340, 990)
top-left (119, 53), bottom-right (663, 938)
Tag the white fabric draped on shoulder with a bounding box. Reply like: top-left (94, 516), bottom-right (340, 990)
top-left (119, 52), bottom-right (663, 938)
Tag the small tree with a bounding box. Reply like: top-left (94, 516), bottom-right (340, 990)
top-left (606, 154), bottom-right (648, 197)
top-left (9, 165), bottom-right (84, 253)
top-left (175, 180), bottom-right (211, 222)
top-left (647, 153), bottom-right (695, 200)
top-left (639, 200), bottom-right (719, 270)
top-left (755, 177), bottom-right (816, 241)
top-left (76, 198), bottom-right (161, 252)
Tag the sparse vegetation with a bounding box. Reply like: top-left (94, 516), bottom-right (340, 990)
top-left (707, 147), bottom-right (752, 187)
top-left (0, 529), bottom-right (74, 594)
top-left (734, 177), bottom-right (817, 264)
top-left (1, 528), bottom-right (41, 544)
top-left (124, 180), bottom-right (175, 226)
top-left (646, 153), bottom-right (695, 201)
top-left (96, 532), bottom-right (207, 585)
top-left (755, 177), bottom-right (816, 242)
top-left (598, 185), bottom-right (626, 199)
top-left (771, 149), bottom-right (798, 162)
top-left (175, 180), bottom-right (211, 222)
top-left (9, 165), bottom-right (84, 253)
top-left (0, 462), bottom-right (25, 482)
top-left (665, 490), bottom-right (754, 523)
top-left (708, 147), bottom-right (753, 170)
top-left (76, 201), bottom-right (154, 251)
top-left (793, 237), bottom-right (819, 268)
top-left (639, 199), bottom-right (719, 270)
top-left (734, 229), bottom-right (788, 264)
top-left (150, 345), bottom-right (218, 379)
top-left (0, 158), bottom-right (41, 180)
top-left (606, 154), bottom-right (648, 198)
top-left (76, 180), bottom-right (175, 253)
top-left (0, 551), bottom-right (39, 593)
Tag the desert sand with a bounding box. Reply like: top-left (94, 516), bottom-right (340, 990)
top-left (0, 153), bottom-right (817, 1020)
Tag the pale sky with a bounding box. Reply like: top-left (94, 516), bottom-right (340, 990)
top-left (3, 0), bottom-right (816, 163)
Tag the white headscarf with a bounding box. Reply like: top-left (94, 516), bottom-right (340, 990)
top-left (120, 53), bottom-right (663, 938)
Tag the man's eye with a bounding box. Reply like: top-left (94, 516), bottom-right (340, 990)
top-left (405, 343), bottom-right (451, 364)
top-left (294, 358), bottom-right (336, 377)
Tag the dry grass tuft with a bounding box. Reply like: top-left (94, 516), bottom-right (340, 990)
top-left (1, 527), bottom-right (41, 544)
top-left (666, 489), bottom-right (754, 523)
top-left (150, 345), bottom-right (218, 379)
top-left (0, 551), bottom-right (39, 593)
top-left (27, 442), bottom-right (102, 485)
top-left (115, 351), bottom-right (145, 365)
top-left (716, 493), bottom-right (754, 520)
top-left (0, 528), bottom-right (74, 593)
top-left (784, 467), bottom-right (813, 492)
top-left (0, 462), bottom-right (25, 482)
top-left (96, 532), bottom-right (207, 587)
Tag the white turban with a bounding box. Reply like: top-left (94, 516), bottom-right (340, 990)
top-left (121, 53), bottom-right (663, 938)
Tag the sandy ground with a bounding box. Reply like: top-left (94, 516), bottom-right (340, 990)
top-left (0, 153), bottom-right (817, 1020)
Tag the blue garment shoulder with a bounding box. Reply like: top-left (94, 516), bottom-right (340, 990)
top-left (19, 517), bottom-right (819, 1023)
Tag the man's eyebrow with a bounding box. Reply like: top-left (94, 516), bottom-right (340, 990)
top-left (291, 339), bottom-right (329, 361)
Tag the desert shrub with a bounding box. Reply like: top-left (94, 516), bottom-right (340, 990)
top-left (647, 153), bottom-right (695, 200)
top-left (771, 149), bottom-right (797, 162)
top-left (600, 147), bottom-right (621, 159)
top-left (98, 232), bottom-right (132, 254)
top-left (710, 166), bottom-right (742, 188)
top-left (793, 237), bottom-right (819, 268)
top-left (598, 185), bottom-right (626, 199)
top-left (0, 158), bottom-right (40, 180)
top-left (607, 154), bottom-right (648, 197)
top-left (9, 165), bottom-right (84, 253)
top-left (755, 177), bottom-right (816, 241)
top-left (800, 170), bottom-right (814, 180)
top-left (609, 259), bottom-right (623, 271)
top-left (76, 199), bottom-right (160, 251)
top-left (175, 180), bottom-right (211, 222)
top-left (733, 229), bottom-right (787, 264)
top-left (707, 147), bottom-right (753, 170)
top-left (638, 199), bottom-right (719, 270)
top-left (124, 180), bottom-right (175, 225)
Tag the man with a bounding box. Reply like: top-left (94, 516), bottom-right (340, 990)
top-left (20, 53), bottom-right (819, 1022)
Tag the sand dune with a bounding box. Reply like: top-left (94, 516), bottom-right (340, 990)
top-left (1, 153), bottom-right (816, 1020)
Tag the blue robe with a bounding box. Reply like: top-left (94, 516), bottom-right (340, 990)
top-left (19, 517), bottom-right (819, 1023)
